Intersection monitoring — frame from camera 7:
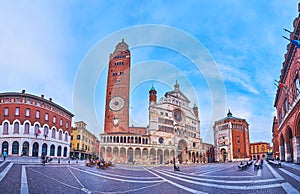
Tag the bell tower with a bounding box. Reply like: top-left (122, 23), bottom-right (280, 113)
top-left (104, 39), bottom-right (130, 133)
top-left (149, 85), bottom-right (157, 105)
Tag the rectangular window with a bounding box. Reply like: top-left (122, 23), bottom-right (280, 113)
top-left (70, 135), bottom-right (73, 140)
top-left (45, 113), bottom-right (49, 121)
top-left (4, 98), bottom-right (9, 103)
top-left (238, 148), bottom-right (240, 153)
top-left (60, 119), bottom-right (63, 126)
top-left (15, 107), bottom-right (20, 116)
top-left (26, 99), bottom-right (31, 104)
top-left (66, 122), bottom-right (69, 128)
top-left (4, 107), bottom-right (9, 116)
top-left (284, 98), bottom-right (289, 113)
top-left (120, 71), bottom-right (124, 75)
top-left (77, 135), bottom-right (80, 140)
top-left (16, 98), bottom-right (20, 102)
top-left (112, 72), bottom-right (117, 76)
top-left (36, 110), bottom-right (40, 118)
top-left (25, 108), bottom-right (30, 117)
top-left (53, 116), bottom-right (56, 123)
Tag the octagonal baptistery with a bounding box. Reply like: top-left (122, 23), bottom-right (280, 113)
top-left (0, 90), bottom-right (74, 158)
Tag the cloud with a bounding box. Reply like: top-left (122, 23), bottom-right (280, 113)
top-left (218, 63), bottom-right (259, 95)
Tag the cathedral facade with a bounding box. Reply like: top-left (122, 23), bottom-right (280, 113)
top-left (99, 39), bottom-right (206, 164)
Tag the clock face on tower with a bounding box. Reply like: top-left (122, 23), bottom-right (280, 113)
top-left (109, 96), bottom-right (125, 111)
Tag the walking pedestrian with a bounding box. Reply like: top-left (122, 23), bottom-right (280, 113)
top-left (3, 149), bottom-right (7, 161)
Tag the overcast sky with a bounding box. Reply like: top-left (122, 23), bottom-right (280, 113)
top-left (0, 1), bottom-right (299, 144)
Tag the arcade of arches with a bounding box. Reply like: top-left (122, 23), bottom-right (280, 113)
top-left (100, 134), bottom-right (204, 164)
top-left (278, 116), bottom-right (300, 163)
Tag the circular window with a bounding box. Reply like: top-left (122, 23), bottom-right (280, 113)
top-left (159, 137), bottom-right (164, 144)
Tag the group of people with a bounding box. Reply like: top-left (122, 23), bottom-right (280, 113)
top-left (85, 158), bottom-right (115, 169)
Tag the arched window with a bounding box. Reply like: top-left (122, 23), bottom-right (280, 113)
top-left (44, 126), bottom-right (49, 137)
top-left (64, 133), bottom-right (68, 141)
top-left (50, 144), bottom-right (55, 156)
top-left (52, 128), bottom-right (56, 139)
top-left (42, 143), bottom-right (47, 155)
top-left (3, 122), bottom-right (9, 134)
top-left (34, 124), bottom-right (39, 135)
top-left (57, 146), bottom-right (62, 157)
top-left (12, 141), bottom-right (19, 154)
top-left (59, 131), bottom-right (62, 140)
top-left (24, 123), bottom-right (30, 134)
top-left (32, 142), bottom-right (39, 157)
top-left (14, 122), bottom-right (19, 133)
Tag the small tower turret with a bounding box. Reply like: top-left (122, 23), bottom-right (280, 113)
top-left (227, 109), bottom-right (233, 117)
top-left (193, 103), bottom-right (199, 118)
top-left (149, 84), bottom-right (157, 105)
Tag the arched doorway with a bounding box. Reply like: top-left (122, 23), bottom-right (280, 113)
top-left (135, 148), bottom-right (141, 164)
top-left (127, 148), bottom-right (133, 163)
top-left (157, 149), bottom-right (163, 164)
top-left (150, 148), bottom-right (156, 164)
top-left (164, 150), bottom-right (170, 164)
top-left (221, 148), bottom-right (227, 162)
top-left (177, 139), bottom-right (187, 164)
top-left (22, 141), bottom-right (29, 156)
top-left (280, 134), bottom-right (285, 161)
top-left (142, 148), bottom-right (148, 164)
top-left (32, 142), bottom-right (39, 157)
top-left (50, 144), bottom-right (55, 156)
top-left (192, 152), bottom-right (196, 163)
top-left (57, 146), bottom-right (62, 157)
top-left (42, 143), bottom-right (47, 155)
top-left (2, 141), bottom-right (8, 154)
top-left (113, 147), bottom-right (119, 160)
top-left (106, 147), bottom-right (112, 160)
top-left (286, 127), bottom-right (293, 162)
top-left (63, 147), bottom-right (68, 157)
top-left (12, 141), bottom-right (19, 155)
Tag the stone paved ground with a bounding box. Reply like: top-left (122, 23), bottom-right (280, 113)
top-left (0, 158), bottom-right (299, 193)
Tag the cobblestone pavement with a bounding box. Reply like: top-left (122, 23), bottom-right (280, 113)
top-left (0, 159), bottom-right (299, 194)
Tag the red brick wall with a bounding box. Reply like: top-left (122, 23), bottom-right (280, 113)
top-left (128, 127), bottom-right (147, 135)
top-left (104, 47), bottom-right (131, 133)
top-left (0, 95), bottom-right (72, 133)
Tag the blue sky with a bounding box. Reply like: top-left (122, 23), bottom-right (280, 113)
top-left (0, 1), bottom-right (299, 144)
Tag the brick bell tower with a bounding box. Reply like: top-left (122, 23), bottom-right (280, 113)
top-left (104, 39), bottom-right (130, 133)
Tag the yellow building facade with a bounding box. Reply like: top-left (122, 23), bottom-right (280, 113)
top-left (70, 121), bottom-right (99, 159)
top-left (250, 142), bottom-right (272, 160)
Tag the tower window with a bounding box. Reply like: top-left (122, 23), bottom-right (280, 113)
top-left (116, 79), bottom-right (120, 85)
top-left (112, 72), bottom-right (117, 76)
top-left (114, 61), bottom-right (124, 66)
top-left (120, 71), bottom-right (124, 75)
